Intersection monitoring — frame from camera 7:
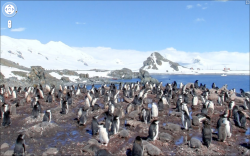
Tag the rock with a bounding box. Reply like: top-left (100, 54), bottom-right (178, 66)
top-left (119, 129), bottom-right (130, 138)
top-left (141, 77), bottom-right (159, 84)
top-left (163, 123), bottom-right (181, 132)
top-left (129, 110), bottom-right (139, 119)
top-left (42, 148), bottom-right (58, 155)
top-left (192, 116), bottom-right (200, 126)
top-left (3, 150), bottom-right (14, 156)
top-left (82, 144), bottom-right (100, 154)
top-left (143, 141), bottom-right (162, 156)
top-left (126, 120), bottom-right (143, 127)
top-left (62, 69), bottom-right (78, 76)
top-left (88, 139), bottom-right (100, 146)
top-left (79, 74), bottom-right (89, 78)
top-left (0, 72), bottom-right (5, 80)
top-left (96, 149), bottom-right (113, 156)
top-left (159, 133), bottom-right (173, 142)
top-left (61, 77), bottom-right (70, 82)
top-left (0, 143), bottom-right (9, 149)
top-left (108, 68), bottom-right (136, 79)
top-left (190, 138), bottom-right (202, 148)
top-left (139, 69), bottom-right (150, 78)
top-left (169, 111), bottom-right (181, 117)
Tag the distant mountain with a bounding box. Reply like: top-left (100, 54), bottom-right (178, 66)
top-left (141, 52), bottom-right (184, 72)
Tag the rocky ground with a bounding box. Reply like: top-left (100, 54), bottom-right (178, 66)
top-left (0, 83), bottom-right (250, 156)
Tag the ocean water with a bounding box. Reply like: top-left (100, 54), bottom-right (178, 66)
top-left (86, 75), bottom-right (249, 93)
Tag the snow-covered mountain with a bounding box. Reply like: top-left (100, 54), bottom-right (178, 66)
top-left (1, 36), bottom-right (249, 75)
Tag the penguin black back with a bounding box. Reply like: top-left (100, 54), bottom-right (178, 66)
top-left (14, 134), bottom-right (25, 156)
top-left (132, 136), bottom-right (144, 156)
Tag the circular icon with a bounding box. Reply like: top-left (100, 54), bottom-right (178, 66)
top-left (2, 2), bottom-right (17, 17)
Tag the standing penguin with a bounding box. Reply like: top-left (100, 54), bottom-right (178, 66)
top-left (158, 99), bottom-right (164, 111)
top-left (2, 104), bottom-right (11, 126)
top-left (32, 104), bottom-right (40, 118)
top-left (43, 110), bottom-right (51, 122)
top-left (105, 113), bottom-right (113, 132)
top-left (140, 108), bottom-right (151, 124)
top-left (98, 123), bottom-right (109, 146)
top-left (202, 120), bottom-right (212, 148)
top-left (46, 92), bottom-right (53, 103)
top-left (91, 116), bottom-right (99, 135)
top-left (108, 102), bottom-right (115, 115)
top-left (192, 95), bottom-right (198, 106)
top-left (151, 103), bottom-right (158, 119)
top-left (78, 109), bottom-right (88, 126)
top-left (147, 120), bottom-right (159, 141)
top-left (244, 97), bottom-right (250, 110)
top-left (61, 101), bottom-right (69, 114)
top-left (132, 136), bottom-right (144, 156)
top-left (182, 110), bottom-right (191, 130)
top-left (13, 134), bottom-right (25, 156)
top-left (194, 80), bottom-right (199, 89)
top-left (110, 116), bottom-right (120, 135)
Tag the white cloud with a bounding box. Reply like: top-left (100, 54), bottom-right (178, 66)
top-left (11, 28), bottom-right (25, 32)
top-left (76, 22), bottom-right (86, 25)
top-left (202, 7), bottom-right (208, 10)
top-left (186, 5), bottom-right (193, 9)
top-left (195, 18), bottom-right (205, 22)
top-left (197, 4), bottom-right (202, 7)
top-left (1, 28), bottom-right (6, 30)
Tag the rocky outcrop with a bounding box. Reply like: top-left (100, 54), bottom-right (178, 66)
top-left (108, 68), bottom-right (139, 79)
top-left (79, 73), bottom-right (89, 78)
top-left (139, 69), bottom-right (159, 84)
top-left (61, 69), bottom-right (78, 76)
top-left (61, 77), bottom-right (70, 82)
top-left (141, 52), bottom-right (180, 71)
top-left (0, 72), bottom-right (5, 80)
top-left (11, 71), bottom-right (27, 77)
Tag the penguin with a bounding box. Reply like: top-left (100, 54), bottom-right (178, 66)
top-left (2, 103), bottom-right (11, 126)
top-left (244, 97), bottom-right (250, 110)
top-left (181, 102), bottom-right (189, 115)
top-left (32, 104), bottom-right (40, 118)
top-left (217, 95), bottom-right (222, 106)
top-left (192, 95), bottom-right (198, 106)
top-left (176, 96), bottom-right (183, 112)
top-left (132, 136), bottom-right (144, 156)
top-left (140, 108), bottom-right (151, 124)
top-left (212, 83), bottom-right (216, 89)
top-left (43, 110), bottom-right (51, 122)
top-left (38, 88), bottom-right (44, 99)
top-left (0, 94), bottom-right (5, 103)
top-left (182, 110), bottom-right (191, 130)
top-left (12, 90), bottom-right (17, 99)
top-left (194, 80), bottom-right (199, 89)
top-left (233, 106), bottom-right (246, 129)
top-left (66, 92), bottom-right (72, 105)
top-left (158, 98), bottom-right (164, 111)
top-left (151, 103), bottom-right (158, 119)
top-left (31, 97), bottom-right (38, 108)
top-left (61, 101), bottom-right (69, 114)
top-left (46, 92), bottom-right (53, 103)
top-left (77, 108), bottom-right (83, 121)
top-left (98, 123), bottom-right (109, 146)
top-left (91, 116), bottom-right (99, 135)
top-left (110, 116), bottom-right (120, 135)
top-left (179, 82), bottom-right (183, 89)
top-left (105, 113), bottom-right (113, 132)
top-left (221, 117), bottom-right (232, 139)
top-left (13, 134), bottom-right (25, 156)
top-left (108, 102), bottom-right (115, 115)
top-left (147, 120), bottom-right (159, 141)
top-left (78, 109), bottom-right (88, 126)
top-left (202, 120), bottom-right (212, 148)
top-left (201, 104), bottom-right (208, 115)
top-left (218, 123), bottom-right (227, 142)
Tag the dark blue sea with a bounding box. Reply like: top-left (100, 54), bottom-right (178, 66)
top-left (87, 75), bottom-right (250, 93)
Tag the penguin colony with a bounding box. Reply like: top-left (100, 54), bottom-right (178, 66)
top-left (0, 80), bottom-right (249, 156)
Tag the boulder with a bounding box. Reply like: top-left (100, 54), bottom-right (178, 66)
top-left (163, 123), bottom-right (181, 132)
top-left (190, 138), bottom-right (202, 148)
top-left (62, 69), bottom-right (78, 76)
top-left (159, 133), bottom-right (173, 142)
top-left (0, 143), bottom-right (9, 149)
top-left (3, 150), bottom-right (14, 156)
top-left (108, 68), bottom-right (134, 79)
top-left (119, 129), bottom-right (130, 138)
top-left (42, 148), bottom-right (58, 155)
top-left (61, 77), bottom-right (70, 82)
top-left (143, 141), bottom-right (162, 156)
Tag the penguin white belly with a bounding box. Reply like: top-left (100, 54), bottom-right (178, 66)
top-left (192, 96), bottom-right (198, 106)
top-left (244, 101), bottom-right (249, 109)
top-left (152, 106), bottom-right (158, 117)
top-left (153, 125), bottom-right (159, 140)
top-left (208, 101), bottom-right (214, 110)
top-left (181, 114), bottom-right (185, 128)
top-left (222, 119), bottom-right (231, 138)
top-left (100, 128), bottom-right (109, 144)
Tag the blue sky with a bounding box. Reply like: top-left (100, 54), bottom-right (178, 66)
top-left (1, 1), bottom-right (249, 53)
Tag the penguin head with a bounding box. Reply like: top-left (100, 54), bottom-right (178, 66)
top-left (114, 116), bottom-right (119, 120)
top-left (46, 110), bottom-right (51, 113)
top-left (93, 116), bottom-right (98, 119)
top-left (17, 134), bottom-right (25, 140)
top-left (246, 97), bottom-right (249, 101)
top-left (152, 120), bottom-right (159, 125)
